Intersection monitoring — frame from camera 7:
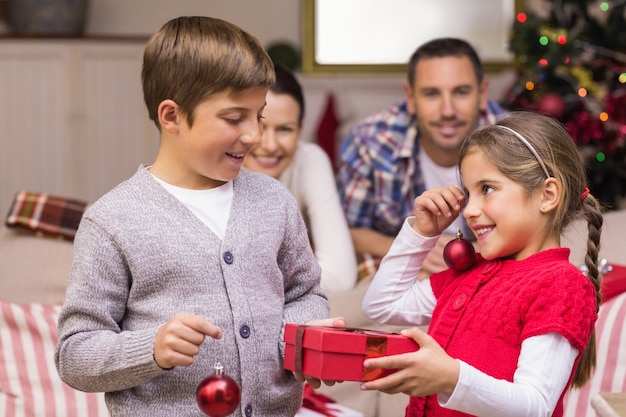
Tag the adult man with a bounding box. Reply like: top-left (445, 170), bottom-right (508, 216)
top-left (336, 38), bottom-right (507, 280)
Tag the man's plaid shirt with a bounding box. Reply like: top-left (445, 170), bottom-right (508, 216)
top-left (336, 99), bottom-right (506, 278)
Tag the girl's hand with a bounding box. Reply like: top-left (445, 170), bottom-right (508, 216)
top-left (360, 327), bottom-right (460, 397)
top-left (413, 185), bottom-right (466, 237)
top-left (154, 313), bottom-right (222, 369)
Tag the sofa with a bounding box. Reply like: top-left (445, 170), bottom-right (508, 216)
top-left (1, 192), bottom-right (625, 417)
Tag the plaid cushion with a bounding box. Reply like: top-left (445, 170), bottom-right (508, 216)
top-left (5, 191), bottom-right (88, 241)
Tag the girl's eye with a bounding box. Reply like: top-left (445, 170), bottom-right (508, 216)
top-left (482, 185), bottom-right (494, 195)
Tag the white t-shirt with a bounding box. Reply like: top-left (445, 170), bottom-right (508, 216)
top-left (420, 144), bottom-right (461, 235)
top-left (278, 142), bottom-right (357, 292)
top-left (152, 175), bottom-right (233, 240)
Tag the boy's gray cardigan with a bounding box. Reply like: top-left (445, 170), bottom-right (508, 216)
top-left (55, 166), bottom-right (329, 417)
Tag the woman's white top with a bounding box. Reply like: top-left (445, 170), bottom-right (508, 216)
top-left (279, 142), bottom-right (357, 292)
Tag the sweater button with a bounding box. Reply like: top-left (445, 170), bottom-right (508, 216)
top-left (240, 324), bottom-right (251, 338)
top-left (452, 294), bottom-right (467, 310)
top-left (223, 251), bottom-right (234, 264)
top-left (244, 404), bottom-right (252, 417)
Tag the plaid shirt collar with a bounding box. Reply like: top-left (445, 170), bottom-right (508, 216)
top-left (399, 122), bottom-right (418, 160)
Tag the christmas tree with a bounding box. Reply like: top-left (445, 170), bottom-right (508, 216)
top-left (503, 0), bottom-right (626, 210)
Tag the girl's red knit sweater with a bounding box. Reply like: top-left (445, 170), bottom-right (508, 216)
top-left (407, 248), bottom-right (597, 417)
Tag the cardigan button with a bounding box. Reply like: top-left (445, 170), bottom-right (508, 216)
top-left (244, 404), bottom-right (253, 417)
top-left (452, 294), bottom-right (467, 310)
top-left (239, 324), bottom-right (251, 338)
top-left (223, 251), bottom-right (234, 264)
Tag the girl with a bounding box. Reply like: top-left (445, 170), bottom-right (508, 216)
top-left (361, 111), bottom-right (603, 417)
top-left (243, 64), bottom-right (356, 292)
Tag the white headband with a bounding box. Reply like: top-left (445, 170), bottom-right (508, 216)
top-left (495, 125), bottom-right (551, 179)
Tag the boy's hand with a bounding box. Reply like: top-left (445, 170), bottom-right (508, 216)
top-left (413, 185), bottom-right (466, 237)
top-left (154, 313), bottom-right (222, 369)
top-left (306, 316), bottom-right (347, 328)
top-left (292, 316), bottom-right (346, 388)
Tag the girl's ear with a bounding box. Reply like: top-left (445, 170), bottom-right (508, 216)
top-left (158, 99), bottom-right (181, 133)
top-left (540, 177), bottom-right (561, 213)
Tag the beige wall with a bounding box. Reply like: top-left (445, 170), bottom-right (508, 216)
top-left (0, 1), bottom-right (529, 211)
top-left (81, 0), bottom-right (520, 140)
top-left (85, 0), bottom-right (301, 46)
top-left (82, 0), bottom-right (545, 47)
top-left (77, 0), bottom-right (522, 142)
top-left (0, 0), bottom-right (532, 144)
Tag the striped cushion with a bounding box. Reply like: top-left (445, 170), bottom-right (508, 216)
top-left (0, 300), bottom-right (109, 416)
top-left (5, 191), bottom-right (87, 242)
top-left (563, 291), bottom-right (626, 417)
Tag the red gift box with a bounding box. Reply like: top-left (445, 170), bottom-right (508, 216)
top-left (283, 324), bottom-right (419, 382)
top-left (600, 263), bottom-right (626, 303)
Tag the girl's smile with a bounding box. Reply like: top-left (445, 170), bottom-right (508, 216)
top-left (461, 149), bottom-right (554, 261)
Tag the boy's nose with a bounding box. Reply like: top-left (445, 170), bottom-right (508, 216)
top-left (241, 123), bottom-right (263, 145)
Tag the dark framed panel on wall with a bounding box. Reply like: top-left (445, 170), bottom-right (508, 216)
top-left (301, 0), bottom-right (525, 74)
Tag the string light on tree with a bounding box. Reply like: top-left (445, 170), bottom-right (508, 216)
top-left (504, 0), bottom-right (626, 209)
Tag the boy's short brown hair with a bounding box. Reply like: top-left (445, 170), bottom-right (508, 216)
top-left (142, 16), bottom-right (275, 129)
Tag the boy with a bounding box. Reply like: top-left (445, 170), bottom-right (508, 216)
top-left (55, 16), bottom-right (331, 417)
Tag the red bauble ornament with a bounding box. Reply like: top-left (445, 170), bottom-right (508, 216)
top-left (537, 93), bottom-right (566, 119)
top-left (443, 230), bottom-right (476, 272)
top-left (196, 363), bottom-right (241, 417)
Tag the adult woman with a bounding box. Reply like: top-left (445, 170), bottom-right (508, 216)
top-left (244, 64), bottom-right (356, 292)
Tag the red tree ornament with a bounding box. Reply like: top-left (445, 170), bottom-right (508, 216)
top-left (443, 229), bottom-right (476, 271)
top-left (196, 363), bottom-right (241, 417)
top-left (536, 92), bottom-right (566, 119)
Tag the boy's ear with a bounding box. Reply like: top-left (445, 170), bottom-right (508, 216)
top-left (540, 178), bottom-right (560, 213)
top-left (158, 100), bottom-right (181, 133)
